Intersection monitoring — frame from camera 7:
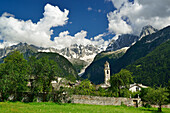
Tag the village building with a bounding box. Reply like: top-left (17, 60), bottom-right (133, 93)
top-left (99, 61), bottom-right (148, 92)
top-left (129, 83), bottom-right (148, 92)
top-left (100, 61), bottom-right (111, 88)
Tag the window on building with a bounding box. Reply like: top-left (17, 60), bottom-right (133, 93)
top-left (136, 87), bottom-right (139, 91)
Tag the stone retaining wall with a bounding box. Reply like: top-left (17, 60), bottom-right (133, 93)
top-left (72, 95), bottom-right (141, 107)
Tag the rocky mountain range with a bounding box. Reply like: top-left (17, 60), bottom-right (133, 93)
top-left (106, 25), bottom-right (158, 52)
top-left (0, 42), bottom-right (100, 75)
top-left (106, 34), bottom-right (139, 51)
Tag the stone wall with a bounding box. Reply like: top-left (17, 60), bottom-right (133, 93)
top-left (72, 95), bottom-right (141, 107)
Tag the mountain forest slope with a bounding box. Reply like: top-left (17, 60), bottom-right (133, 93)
top-left (34, 52), bottom-right (78, 81)
top-left (82, 48), bottom-right (128, 84)
top-left (82, 26), bottom-right (170, 85)
top-left (126, 39), bottom-right (170, 87)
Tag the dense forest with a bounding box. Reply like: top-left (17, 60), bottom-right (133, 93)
top-left (126, 40), bottom-right (170, 87)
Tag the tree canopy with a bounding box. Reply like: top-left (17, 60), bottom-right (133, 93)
top-left (144, 87), bottom-right (169, 112)
top-left (110, 69), bottom-right (133, 97)
top-left (0, 51), bottom-right (29, 101)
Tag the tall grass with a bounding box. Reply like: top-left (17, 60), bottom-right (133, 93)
top-left (0, 102), bottom-right (169, 113)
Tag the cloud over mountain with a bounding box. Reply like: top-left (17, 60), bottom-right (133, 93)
top-left (0, 4), bottom-right (69, 48)
top-left (107, 0), bottom-right (170, 35)
top-left (54, 30), bottom-right (109, 50)
top-left (0, 3), bottom-right (108, 50)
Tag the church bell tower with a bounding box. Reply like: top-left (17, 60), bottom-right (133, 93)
top-left (104, 61), bottom-right (110, 86)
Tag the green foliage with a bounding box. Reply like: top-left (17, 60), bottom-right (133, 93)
top-left (35, 52), bottom-right (78, 81)
top-left (28, 56), bottom-right (61, 102)
top-left (71, 59), bottom-right (88, 73)
top-left (110, 69), bottom-right (133, 97)
top-left (74, 79), bottom-right (95, 95)
top-left (53, 87), bottom-right (73, 103)
top-left (144, 87), bottom-right (169, 112)
top-left (0, 51), bottom-right (29, 101)
top-left (0, 50), bottom-right (78, 103)
top-left (143, 103), bottom-right (152, 108)
top-left (126, 40), bottom-right (170, 87)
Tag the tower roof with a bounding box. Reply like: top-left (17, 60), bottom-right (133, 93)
top-left (105, 61), bottom-right (109, 66)
top-left (104, 61), bottom-right (110, 69)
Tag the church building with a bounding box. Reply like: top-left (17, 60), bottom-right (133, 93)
top-left (100, 61), bottom-right (111, 88)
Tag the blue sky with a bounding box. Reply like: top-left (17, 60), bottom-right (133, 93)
top-left (0, 0), bottom-right (169, 49)
top-left (0, 0), bottom-right (115, 39)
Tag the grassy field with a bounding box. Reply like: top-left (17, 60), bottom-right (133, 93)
top-left (0, 102), bottom-right (169, 113)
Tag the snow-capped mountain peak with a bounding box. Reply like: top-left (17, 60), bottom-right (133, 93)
top-left (139, 25), bottom-right (158, 40)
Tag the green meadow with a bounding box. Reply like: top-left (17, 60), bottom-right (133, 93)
top-left (0, 102), bottom-right (169, 113)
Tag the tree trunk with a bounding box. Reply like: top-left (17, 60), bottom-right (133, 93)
top-left (158, 104), bottom-right (162, 112)
top-left (118, 87), bottom-right (121, 97)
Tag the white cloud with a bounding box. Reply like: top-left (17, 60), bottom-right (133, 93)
top-left (2, 12), bottom-right (15, 17)
top-left (87, 7), bottom-right (92, 11)
top-left (0, 4), bottom-right (69, 48)
top-left (54, 31), bottom-right (109, 50)
top-left (107, 0), bottom-right (170, 35)
top-left (92, 33), bottom-right (109, 50)
top-left (0, 4), bottom-right (108, 50)
top-left (54, 30), bottom-right (93, 49)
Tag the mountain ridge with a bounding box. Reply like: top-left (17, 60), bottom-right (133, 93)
top-left (82, 25), bottom-right (170, 85)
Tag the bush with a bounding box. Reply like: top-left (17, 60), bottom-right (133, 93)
top-left (144, 103), bottom-right (152, 108)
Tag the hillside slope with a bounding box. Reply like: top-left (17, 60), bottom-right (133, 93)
top-left (82, 48), bottom-right (128, 84)
top-left (83, 26), bottom-right (170, 85)
top-left (114, 26), bottom-right (170, 73)
top-left (126, 39), bottom-right (170, 87)
top-left (35, 52), bottom-right (78, 81)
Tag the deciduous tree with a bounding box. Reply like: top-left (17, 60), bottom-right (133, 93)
top-left (29, 56), bottom-right (61, 102)
top-left (110, 69), bottom-right (133, 97)
top-left (144, 87), bottom-right (169, 112)
top-left (0, 51), bottom-right (29, 101)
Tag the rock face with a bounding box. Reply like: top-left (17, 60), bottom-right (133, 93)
top-left (58, 44), bottom-right (100, 62)
top-left (0, 42), bottom-right (100, 75)
top-left (106, 34), bottom-right (139, 51)
top-left (0, 42), bottom-right (39, 60)
top-left (106, 25), bottom-right (158, 52)
top-left (56, 44), bottom-right (101, 75)
top-left (139, 25), bottom-right (158, 40)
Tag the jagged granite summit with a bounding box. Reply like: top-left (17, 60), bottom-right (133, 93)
top-left (139, 25), bottom-right (158, 40)
top-left (106, 34), bottom-right (139, 51)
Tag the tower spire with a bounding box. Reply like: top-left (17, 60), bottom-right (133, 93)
top-left (104, 61), bottom-right (110, 86)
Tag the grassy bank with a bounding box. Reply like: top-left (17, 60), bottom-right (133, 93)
top-left (0, 102), bottom-right (169, 113)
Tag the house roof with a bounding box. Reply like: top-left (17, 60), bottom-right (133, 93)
top-left (130, 83), bottom-right (148, 89)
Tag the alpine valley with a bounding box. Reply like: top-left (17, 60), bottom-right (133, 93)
top-left (0, 25), bottom-right (169, 87)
